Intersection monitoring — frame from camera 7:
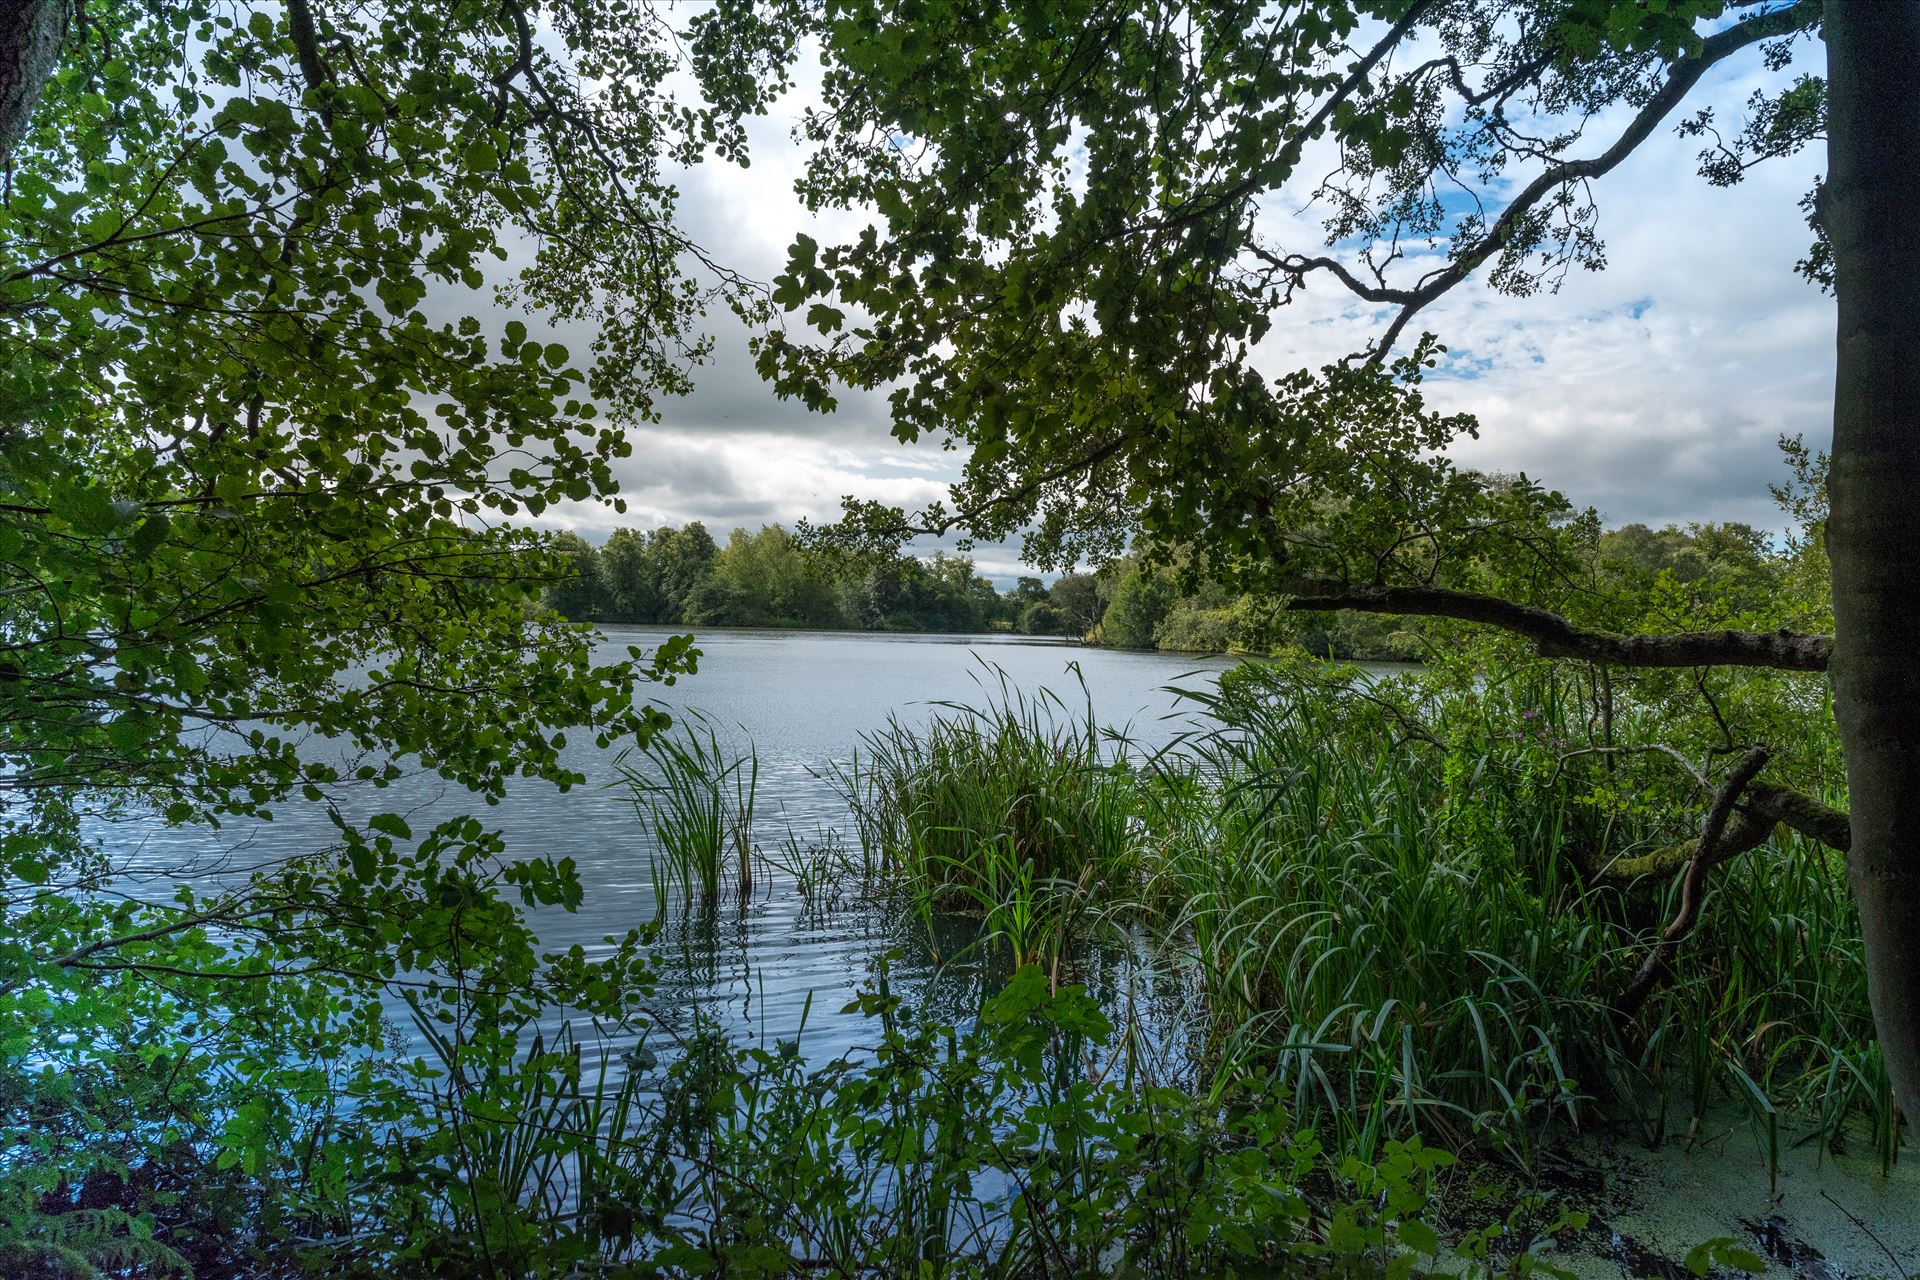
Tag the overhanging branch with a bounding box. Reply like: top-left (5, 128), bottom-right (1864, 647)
top-left (1283, 580), bottom-right (1833, 672)
top-left (1259, 0), bottom-right (1824, 359)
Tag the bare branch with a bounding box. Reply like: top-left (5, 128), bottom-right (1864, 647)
top-left (1616, 746), bottom-right (1773, 1020)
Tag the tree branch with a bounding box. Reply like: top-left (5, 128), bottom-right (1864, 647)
top-left (1370, 0), bottom-right (1822, 356)
top-left (1599, 780), bottom-right (1851, 884)
top-left (1745, 780), bottom-right (1851, 853)
top-left (1616, 746), bottom-right (1772, 1021)
top-left (285, 0), bottom-right (333, 97)
top-left (1282, 580), bottom-right (1833, 672)
top-left (1258, 0), bottom-right (1823, 358)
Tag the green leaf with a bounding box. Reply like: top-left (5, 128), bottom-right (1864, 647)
top-left (367, 813), bottom-right (412, 840)
top-left (464, 139), bottom-right (499, 172)
top-left (129, 512), bottom-right (171, 558)
top-left (1398, 1219), bottom-right (1440, 1256)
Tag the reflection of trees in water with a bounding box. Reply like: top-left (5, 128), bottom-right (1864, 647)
top-left (652, 900), bottom-right (751, 994)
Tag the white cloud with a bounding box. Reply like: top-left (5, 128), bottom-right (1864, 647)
top-left (511, 24), bottom-right (1835, 568)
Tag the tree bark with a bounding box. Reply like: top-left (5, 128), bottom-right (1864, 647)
top-left (1825, 1), bottom-right (1920, 1126)
top-left (0, 0), bottom-right (67, 164)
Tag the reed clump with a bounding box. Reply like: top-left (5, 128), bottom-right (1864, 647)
top-left (835, 671), bottom-right (1141, 913)
top-left (832, 660), bottom-right (1889, 1164)
top-left (617, 712), bottom-right (760, 906)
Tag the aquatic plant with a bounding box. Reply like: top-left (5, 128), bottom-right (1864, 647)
top-left (832, 666), bottom-right (1143, 974)
top-left (1143, 659), bottom-right (1886, 1166)
top-left (832, 658), bottom-right (1888, 1170)
top-left (387, 961), bottom-right (1597, 1279)
top-left (617, 712), bottom-right (761, 905)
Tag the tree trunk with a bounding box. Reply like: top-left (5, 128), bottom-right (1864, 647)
top-left (1825, 1), bottom-right (1920, 1127)
top-left (0, 0), bottom-right (67, 163)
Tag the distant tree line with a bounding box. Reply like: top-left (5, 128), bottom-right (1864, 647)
top-left (546, 519), bottom-right (1780, 660)
top-left (543, 522), bottom-right (1109, 637)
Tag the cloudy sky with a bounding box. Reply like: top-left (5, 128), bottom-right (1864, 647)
top-left (514, 22), bottom-right (1832, 587)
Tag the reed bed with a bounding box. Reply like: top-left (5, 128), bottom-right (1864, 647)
top-left (618, 662), bottom-right (1893, 1168)
top-left (820, 661), bottom-right (1891, 1165)
top-left (824, 671), bottom-right (1141, 970)
top-left (1147, 663), bottom-right (1888, 1164)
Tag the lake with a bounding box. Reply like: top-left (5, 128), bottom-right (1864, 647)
top-left (98, 630), bottom-right (1920, 1273)
top-left (116, 628), bottom-right (1241, 1075)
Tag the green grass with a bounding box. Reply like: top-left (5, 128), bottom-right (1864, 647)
top-left (1190, 663), bottom-right (1887, 1163)
top-left (830, 666), bottom-right (1140, 969)
top-left (617, 661), bottom-right (1894, 1170)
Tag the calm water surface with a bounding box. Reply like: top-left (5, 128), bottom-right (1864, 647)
top-left (126, 629), bottom-right (1242, 1074)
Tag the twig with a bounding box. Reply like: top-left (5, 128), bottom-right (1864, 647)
top-left (1819, 1189), bottom-right (1912, 1280)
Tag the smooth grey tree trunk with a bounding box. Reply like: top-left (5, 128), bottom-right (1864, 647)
top-left (0, 0), bottom-right (67, 162)
top-left (1826, 1), bottom-right (1920, 1126)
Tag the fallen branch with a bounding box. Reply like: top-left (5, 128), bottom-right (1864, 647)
top-left (1615, 747), bottom-right (1772, 1022)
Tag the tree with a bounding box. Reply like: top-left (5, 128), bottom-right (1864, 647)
top-left (1048, 573), bottom-right (1105, 639)
top-left (1019, 600), bottom-right (1065, 636)
top-left (1824, 2), bottom-right (1920, 1126)
top-left (601, 526), bottom-right (666, 622)
top-left (766, 2), bottom-right (1920, 1119)
top-left (0, 0), bottom-right (764, 1259)
top-left (1101, 564), bottom-right (1176, 650)
top-left (545, 531), bottom-right (607, 621)
top-left (656, 521), bottom-right (723, 622)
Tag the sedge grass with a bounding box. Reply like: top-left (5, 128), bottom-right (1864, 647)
top-left (831, 665), bottom-right (1143, 970)
top-left (830, 659), bottom-right (1892, 1167)
top-left (618, 661), bottom-right (1891, 1168)
top-left (617, 711), bottom-right (760, 906)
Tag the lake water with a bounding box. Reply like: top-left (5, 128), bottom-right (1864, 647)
top-left (119, 628), bottom-right (1241, 1075)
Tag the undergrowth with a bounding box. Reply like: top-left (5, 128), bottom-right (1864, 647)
top-left (363, 961), bottom-right (1603, 1279)
top-left (799, 658), bottom-right (1892, 1172)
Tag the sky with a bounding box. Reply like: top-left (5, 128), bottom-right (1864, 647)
top-left (508, 20), bottom-right (1833, 588)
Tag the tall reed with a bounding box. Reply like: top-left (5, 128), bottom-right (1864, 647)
top-left (831, 666), bottom-right (1141, 969)
top-left (835, 658), bottom-right (1889, 1163)
top-left (1144, 661), bottom-right (1887, 1163)
top-left (617, 712), bottom-right (760, 905)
